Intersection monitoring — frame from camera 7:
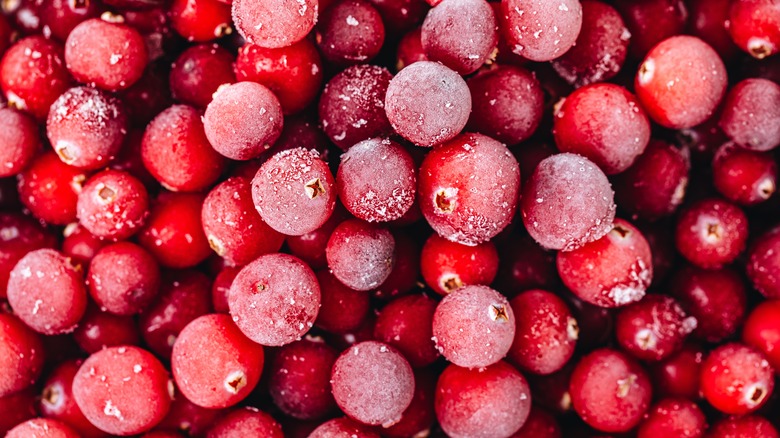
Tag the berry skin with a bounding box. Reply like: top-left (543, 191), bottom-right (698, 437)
top-left (636, 398), bottom-right (706, 438)
top-left (77, 170), bottom-right (149, 241)
top-left (0, 313), bottom-right (45, 398)
top-left (718, 78), bottom-right (780, 151)
top-left (743, 299), bottom-right (780, 371)
top-left (420, 233), bottom-right (499, 296)
top-left (325, 219), bottom-right (396, 291)
top-left (500, 0), bottom-right (583, 62)
top-left (700, 343), bottom-right (774, 415)
top-left (232, 0), bottom-right (318, 49)
top-left (713, 143), bottom-right (777, 205)
top-left (0, 107), bottom-right (40, 177)
top-left (649, 343), bottom-right (705, 400)
top-left (39, 359), bottom-right (106, 438)
top-left (17, 151), bottom-right (86, 225)
top-left (204, 407), bottom-right (284, 437)
top-left (374, 293), bottom-right (440, 368)
top-left (674, 198), bottom-right (748, 269)
top-left (728, 0), bottom-right (780, 59)
top-left (707, 415), bottom-right (780, 438)
top-left (6, 418), bottom-right (80, 438)
top-left (0, 213), bottom-right (57, 298)
top-left (170, 43), bottom-right (236, 109)
top-left (615, 294), bottom-right (696, 362)
top-left (87, 242), bottom-right (160, 316)
top-left (748, 226), bottom-right (780, 299)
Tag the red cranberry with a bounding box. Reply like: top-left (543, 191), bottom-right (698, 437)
top-left (374, 293), bottom-right (439, 368)
top-left (232, 0), bottom-right (317, 48)
top-left (0, 313), bottom-right (45, 397)
top-left (396, 27), bottom-right (428, 70)
top-left (636, 398), bottom-right (706, 438)
top-left (511, 406), bottom-right (562, 438)
top-left (420, 0), bottom-right (497, 75)
top-left (674, 198), bottom-right (748, 269)
top-left (331, 341), bottom-right (414, 427)
top-left (139, 270), bottom-right (212, 358)
top-left (419, 133), bottom-right (520, 246)
top-left (141, 105), bottom-right (227, 192)
top-left (170, 43), bottom-right (236, 108)
top-left (72, 306), bottom-right (141, 354)
top-left (211, 266), bottom-right (239, 313)
top-left (0, 389), bottom-right (37, 436)
top-left (420, 233), bottom-right (498, 296)
top-left (156, 396), bottom-right (223, 437)
top-left (500, 0), bottom-right (583, 61)
top-left (0, 36), bottom-right (72, 119)
top-left (39, 0), bottom-right (102, 42)
top-left (7, 249), bottom-right (87, 335)
top-left (316, 0), bottom-right (385, 66)
top-left (708, 415), bottom-right (780, 438)
top-left (466, 65), bottom-right (544, 146)
top-left (728, 0), bottom-right (780, 59)
top-left (39, 360), bottom-right (105, 438)
top-left (614, 0), bottom-right (687, 59)
top-left (87, 242), bottom-right (160, 315)
top-left (6, 419), bottom-right (80, 438)
top-left (229, 253), bottom-right (320, 346)
top-left (435, 361), bottom-right (531, 438)
top-left (569, 348), bottom-right (652, 433)
top-left (747, 225), bottom-right (780, 299)
top-left (0, 107), bottom-right (40, 177)
top-left (385, 61), bottom-right (471, 147)
top-left (172, 314), bottom-right (264, 409)
top-left (0, 212), bottom-right (57, 297)
top-left (718, 78), bottom-right (780, 151)
top-left (508, 289), bottom-right (578, 375)
top-left (635, 36), bottom-right (727, 129)
top-left (326, 219), bottom-right (395, 291)
top-left (205, 407), bottom-right (283, 437)
top-left (743, 299), bottom-right (780, 372)
top-left (119, 62), bottom-right (174, 126)
top-left (713, 143), bottom-right (777, 205)
top-left (308, 418), bottom-right (380, 438)
top-left (615, 294), bottom-right (696, 361)
top-left (73, 346), bottom-right (172, 435)
top-left (286, 204), bottom-right (347, 270)
top-left (314, 269), bottom-right (370, 334)
top-left (649, 343), bottom-right (705, 400)
top-left (493, 233), bottom-right (559, 295)
top-left (521, 153), bottom-right (616, 251)
top-left (235, 39), bottom-right (323, 115)
top-left (201, 176), bottom-right (285, 266)
top-left (687, 0), bottom-right (739, 61)
top-left (381, 368), bottom-right (436, 438)
top-left (61, 224), bottom-right (106, 271)
top-left (169, 0), bottom-right (232, 42)
top-left (700, 343), bottom-right (774, 415)
top-left (551, 1), bottom-right (629, 87)
top-left (138, 192), bottom-right (211, 269)
top-left (77, 170), bottom-right (149, 240)
top-left (613, 140), bottom-right (690, 220)
top-left (374, 230), bottom-right (422, 299)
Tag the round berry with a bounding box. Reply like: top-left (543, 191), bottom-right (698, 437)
top-left (713, 143), bottom-right (777, 205)
top-left (314, 269), bottom-right (371, 334)
top-left (232, 0), bottom-right (318, 49)
top-left (170, 0), bottom-right (232, 42)
top-left (708, 415), bottom-right (779, 438)
top-left (718, 78), bottom-right (780, 151)
top-left (315, 0), bottom-right (385, 66)
top-left (309, 417), bottom-right (380, 438)
top-left (6, 418), bottom-right (79, 438)
top-left (636, 398), bottom-right (706, 438)
top-left (700, 343), bottom-right (774, 415)
top-left (374, 293), bottom-right (440, 368)
top-left (728, 0), bottom-right (780, 59)
top-left (500, 0), bottom-right (583, 61)
top-left (170, 43), bottom-right (236, 109)
top-left (17, 152), bottom-right (86, 225)
top-left (77, 170), bottom-right (149, 240)
top-left (420, 234), bottom-right (499, 296)
top-left (0, 107), bottom-right (39, 177)
top-left (0, 313), bottom-right (44, 397)
top-left (39, 359), bottom-right (105, 437)
top-left (326, 219), bottom-right (395, 291)
top-left (0, 213), bottom-right (56, 298)
top-left (205, 407), bottom-right (284, 437)
top-left (674, 198), bottom-right (748, 269)
top-left (87, 242), bottom-right (160, 316)
top-left (615, 294), bottom-right (696, 361)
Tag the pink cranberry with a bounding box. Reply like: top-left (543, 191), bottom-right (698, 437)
top-left (6, 419), bottom-right (79, 438)
top-left (39, 360), bottom-right (105, 438)
top-left (326, 219), bottom-right (395, 291)
top-left (205, 407), bottom-right (283, 437)
top-left (718, 78), bottom-right (780, 151)
top-left (0, 107), bottom-right (40, 177)
top-left (232, 0), bottom-right (318, 48)
top-left (500, 0), bottom-right (583, 61)
top-left (87, 242), bottom-right (160, 316)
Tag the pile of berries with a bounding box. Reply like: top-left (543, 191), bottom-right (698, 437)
top-left (1, 0), bottom-right (780, 437)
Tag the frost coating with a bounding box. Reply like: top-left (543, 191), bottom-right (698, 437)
top-left (232, 0), bottom-right (318, 49)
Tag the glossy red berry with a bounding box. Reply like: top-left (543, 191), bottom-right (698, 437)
top-left (649, 343), bottom-right (705, 400)
top-left (713, 143), bottom-right (777, 205)
top-left (747, 225), bottom-right (780, 299)
top-left (170, 0), bottom-right (232, 42)
top-left (636, 398), bottom-right (706, 438)
top-left (374, 293), bottom-right (440, 368)
top-left (0, 107), bottom-right (40, 177)
top-left (613, 0), bottom-right (687, 59)
top-left (708, 415), bottom-right (780, 438)
top-left (728, 0), bottom-right (780, 59)
top-left (700, 343), bottom-right (774, 415)
top-left (743, 299), bottom-right (780, 371)
top-left (0, 313), bottom-right (44, 397)
top-left (420, 233), bottom-right (498, 296)
top-left (674, 198), bottom-right (748, 269)
top-left (77, 170), bottom-right (149, 240)
top-left (615, 294), bottom-right (696, 361)
top-left (72, 306), bottom-right (141, 354)
top-left (170, 43), bottom-right (236, 108)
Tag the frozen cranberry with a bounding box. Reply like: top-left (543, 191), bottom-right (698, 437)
top-left (521, 153), bottom-right (616, 251)
top-left (613, 140), bottom-right (690, 220)
top-left (713, 143), bottom-right (777, 205)
top-left (142, 105), bottom-right (227, 192)
top-left (235, 39), bottom-right (323, 115)
top-left (493, 233), bottom-right (558, 295)
top-left (6, 418), bottom-right (80, 438)
top-left (420, 234), bottom-right (498, 295)
top-left (396, 27), bottom-right (428, 70)
top-left (554, 84), bottom-right (650, 175)
top-left (671, 265), bottom-right (746, 343)
top-left (212, 266), bottom-right (239, 313)
top-left (139, 270), bottom-right (212, 358)
top-left (331, 341), bottom-right (414, 426)
top-left (7, 249), bottom-right (87, 335)
top-left (374, 231), bottom-right (422, 299)
top-left (385, 61), bottom-right (471, 147)
top-left (500, 0), bottom-right (583, 61)
top-left (205, 407), bottom-right (283, 437)
top-left (747, 225), bottom-right (780, 299)
top-left (47, 86), bottom-right (127, 170)
top-left (687, 0), bottom-right (739, 61)
top-left (743, 300), bottom-right (780, 372)
top-left (675, 198), bottom-right (748, 269)
top-left (120, 62), bottom-right (174, 127)
top-left (466, 65), bottom-right (544, 146)
top-left (419, 133), bottom-right (520, 246)
top-left (0, 36), bottom-right (72, 119)
top-left (511, 407), bottom-right (561, 438)
top-left (708, 415), bottom-right (780, 438)
top-left (0, 313), bottom-right (44, 397)
top-left (170, 44), bottom-right (236, 108)
top-left (229, 253), bottom-right (320, 346)
top-left (268, 337), bottom-right (338, 419)
top-left (380, 368), bottom-right (435, 438)
top-left (366, 0), bottom-right (428, 36)
top-left (286, 205), bottom-right (347, 269)
top-left (551, 1), bottom-right (629, 87)
top-left (87, 242), bottom-right (159, 315)
top-left (204, 82), bottom-right (283, 160)
top-left (315, 269), bottom-right (370, 333)
top-left (374, 293), bottom-right (439, 367)
top-left (0, 107), bottom-right (39, 177)
top-left (172, 314), bottom-right (264, 409)
top-left (421, 0), bottom-right (496, 75)
top-left (73, 346), bottom-right (172, 435)
top-left (318, 64), bottom-right (393, 150)
top-left (719, 78), bottom-right (780, 151)
top-left (308, 417), bottom-right (380, 438)
top-left (252, 147), bottom-right (337, 236)
top-left (266, 113), bottom-right (331, 161)
top-left (649, 343), bottom-right (704, 400)
top-left (65, 18), bottom-right (148, 91)
top-left (615, 294), bottom-right (696, 362)
top-left (337, 138), bottom-right (416, 222)
top-left (232, 0), bottom-right (317, 48)
top-left (614, 0), bottom-right (687, 58)
top-left (61, 226), bottom-right (102, 273)
top-left (137, 192), bottom-right (211, 269)
top-left (326, 219), bottom-right (395, 291)
top-left (157, 396), bottom-right (223, 437)
top-left (0, 213), bottom-right (57, 297)
top-left (635, 36), bottom-right (727, 129)
top-left (700, 343), bottom-right (774, 415)
top-left (170, 0), bottom-right (232, 42)
top-left (432, 285), bottom-right (514, 368)
top-left (436, 361), bottom-right (531, 438)
top-left (0, 389), bottom-right (37, 436)
top-left (202, 177), bottom-right (285, 266)
top-left (316, 0), bottom-right (385, 66)
top-left (508, 289), bottom-right (577, 375)
top-left (77, 170), bottom-right (149, 240)
top-left (39, 360), bottom-right (105, 437)
top-left (636, 398), bottom-right (706, 438)
top-left (728, 0), bottom-right (780, 59)
top-left (570, 348), bottom-right (652, 433)
top-left (72, 306), bottom-right (141, 354)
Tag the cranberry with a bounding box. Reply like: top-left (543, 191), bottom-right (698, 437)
top-left (557, 219), bottom-right (653, 308)
top-left (500, 0), bottom-right (583, 62)
top-left (636, 398), bottom-right (706, 438)
top-left (73, 346), bottom-right (172, 435)
top-left (718, 78), bottom-right (780, 151)
top-left (435, 361), bottom-right (531, 438)
top-left (156, 396), bottom-right (223, 437)
top-left (374, 230), bottom-right (422, 299)
top-left (615, 294), bottom-right (696, 361)
top-left (728, 0), bottom-right (780, 59)
top-left (0, 389), bottom-right (37, 436)
top-left (674, 198), bottom-right (748, 269)
top-left (316, 0), bottom-right (385, 66)
top-left (0, 313), bottom-right (45, 397)
top-left (40, 359), bottom-right (105, 437)
top-left (374, 293), bottom-right (439, 368)
top-left (6, 419), bottom-right (80, 438)
top-left (569, 348), bottom-right (652, 433)
top-left (119, 62), bottom-right (174, 127)
top-left (708, 415), bottom-right (780, 438)
top-left (0, 107), bottom-right (40, 177)
top-left (511, 406), bottom-right (562, 438)
top-left (687, 0), bottom-right (739, 61)
top-left (39, 0), bottom-right (103, 42)
top-left (700, 343), bottom-right (774, 415)
top-left (713, 143), bottom-right (777, 205)
top-left (396, 27), bottom-right (428, 70)
top-left (314, 269), bottom-right (370, 334)
top-left (381, 368), bottom-right (436, 438)
top-left (493, 232), bottom-right (559, 295)
top-left (232, 0), bottom-right (317, 48)
top-left (169, 0), bottom-right (232, 42)
top-left (747, 225), bottom-right (780, 299)
top-left (286, 204), bottom-right (347, 270)
top-left (72, 306), bottom-right (141, 354)
top-left (0, 212), bottom-right (57, 298)
top-left (77, 170), bottom-right (149, 240)
top-left (211, 266), bottom-right (239, 313)
top-left (743, 299), bottom-right (780, 371)
top-left (61, 224), bottom-right (106, 270)
top-left (308, 418), bottom-right (380, 438)
top-left (614, 0), bottom-right (687, 59)
top-left (87, 242), bottom-right (159, 315)
top-left (508, 289), bottom-right (578, 375)
top-left (326, 219), bottom-right (395, 291)
top-left (420, 233), bottom-right (498, 296)
top-left (205, 407), bottom-right (284, 437)
top-left (649, 343), bottom-right (705, 400)
top-left (170, 43), bottom-right (236, 108)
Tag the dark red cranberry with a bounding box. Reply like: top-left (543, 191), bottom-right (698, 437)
top-left (170, 43), bottom-right (236, 108)
top-left (636, 398), bottom-right (706, 438)
top-left (0, 313), bottom-right (45, 397)
top-left (614, 0), bottom-right (687, 58)
top-left (674, 198), bottom-right (748, 269)
top-left (61, 224), bottom-right (106, 270)
top-left (700, 343), bottom-right (774, 415)
top-left (747, 225), bottom-right (780, 299)
top-left (0, 389), bottom-right (37, 436)
top-left (687, 0), bottom-right (739, 61)
top-left (286, 204), bottom-right (347, 270)
top-left (718, 78), bottom-right (780, 151)
top-left (169, 0), bottom-right (232, 42)
top-left (649, 343), bottom-right (705, 400)
top-left (119, 62), bottom-right (174, 127)
top-left (0, 107), bottom-right (40, 177)
top-left (366, 0), bottom-right (428, 37)
top-left (374, 293), bottom-right (439, 368)
top-left (569, 348), bottom-right (652, 433)
top-left (713, 142), bottom-right (777, 205)
top-left (615, 294), bottom-right (696, 361)
top-left (395, 27), bottom-right (428, 70)
top-left (211, 265), bottom-right (239, 313)
top-left (708, 415), bottom-right (780, 438)
top-left (0, 212), bottom-right (57, 298)
top-left (39, 0), bottom-right (103, 42)
top-left (157, 396), bottom-right (223, 437)
top-left (374, 231), bottom-right (422, 300)
top-left (316, 0), bottom-right (386, 67)
top-left (72, 306), bottom-right (141, 354)
top-left (314, 269), bottom-right (370, 334)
